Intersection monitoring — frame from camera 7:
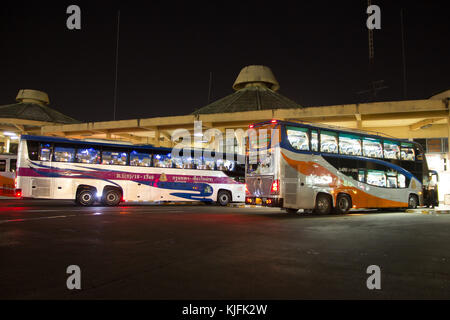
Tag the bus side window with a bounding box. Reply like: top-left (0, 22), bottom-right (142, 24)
top-left (153, 154), bottom-right (173, 168)
top-left (217, 159), bottom-right (236, 171)
top-left (204, 157), bottom-right (215, 170)
top-left (53, 145), bottom-right (75, 162)
top-left (39, 144), bottom-right (52, 161)
top-left (401, 146), bottom-right (415, 161)
top-left (130, 151), bottom-right (151, 167)
top-left (10, 159), bottom-right (17, 173)
top-left (366, 170), bottom-right (386, 187)
top-left (102, 150), bottom-right (128, 165)
top-left (339, 133), bottom-right (361, 156)
top-left (363, 138), bottom-right (382, 158)
top-left (287, 126), bottom-right (309, 151)
top-left (358, 170), bottom-right (365, 182)
top-left (386, 171), bottom-right (398, 188)
top-left (27, 141), bottom-right (39, 161)
top-left (193, 156), bottom-right (203, 169)
top-left (172, 155), bottom-right (183, 168)
top-left (182, 156), bottom-right (194, 169)
top-left (398, 174), bottom-right (406, 188)
top-left (76, 147), bottom-right (100, 164)
top-left (320, 131), bottom-right (338, 154)
top-left (383, 140), bottom-right (400, 159)
top-left (0, 160), bottom-right (5, 172)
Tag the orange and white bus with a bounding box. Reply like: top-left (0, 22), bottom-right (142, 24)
top-left (0, 154), bottom-right (17, 197)
top-left (245, 120), bottom-right (438, 214)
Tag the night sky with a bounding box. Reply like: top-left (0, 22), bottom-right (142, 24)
top-left (1, 1), bottom-right (449, 122)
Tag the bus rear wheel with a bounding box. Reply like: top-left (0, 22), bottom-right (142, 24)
top-left (76, 189), bottom-right (95, 206)
top-left (314, 194), bottom-right (332, 215)
top-left (102, 189), bottom-right (121, 206)
top-left (408, 194), bottom-right (418, 209)
top-left (284, 208), bottom-right (299, 214)
top-left (335, 194), bottom-right (351, 214)
top-left (217, 190), bottom-right (231, 206)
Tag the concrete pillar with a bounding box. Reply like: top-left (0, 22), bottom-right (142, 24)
top-left (5, 137), bottom-right (11, 153)
top-left (447, 115), bottom-right (450, 163)
top-left (355, 113), bottom-right (362, 130)
top-left (154, 128), bottom-right (160, 147)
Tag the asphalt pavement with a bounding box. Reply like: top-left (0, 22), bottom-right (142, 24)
top-left (1, 199), bottom-right (449, 299)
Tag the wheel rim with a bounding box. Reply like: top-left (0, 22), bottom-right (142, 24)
top-left (82, 193), bottom-right (92, 203)
top-left (107, 193), bottom-right (117, 202)
top-left (409, 197), bottom-right (416, 208)
top-left (338, 198), bottom-right (348, 210)
top-left (318, 198), bottom-right (328, 211)
top-left (220, 194), bottom-right (228, 204)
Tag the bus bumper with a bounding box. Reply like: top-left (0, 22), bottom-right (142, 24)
top-left (245, 197), bottom-right (283, 207)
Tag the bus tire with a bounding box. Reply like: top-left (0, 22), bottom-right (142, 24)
top-left (408, 194), bottom-right (418, 209)
top-left (217, 190), bottom-right (231, 206)
top-left (314, 193), bottom-right (332, 215)
top-left (335, 194), bottom-right (351, 214)
top-left (76, 189), bottom-right (95, 206)
top-left (285, 208), bottom-right (299, 214)
top-left (102, 189), bottom-right (121, 206)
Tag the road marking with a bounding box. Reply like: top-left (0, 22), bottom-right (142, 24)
top-left (0, 215), bottom-right (78, 224)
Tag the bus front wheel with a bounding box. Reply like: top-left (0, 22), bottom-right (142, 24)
top-left (408, 194), bottom-right (418, 209)
top-left (76, 189), bottom-right (95, 206)
top-left (314, 194), bottom-right (332, 215)
top-left (217, 190), bottom-right (231, 206)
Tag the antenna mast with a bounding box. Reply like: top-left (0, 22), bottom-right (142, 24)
top-left (113, 10), bottom-right (120, 120)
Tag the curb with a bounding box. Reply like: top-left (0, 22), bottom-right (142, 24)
top-left (227, 203), bottom-right (246, 208)
top-left (404, 208), bottom-right (450, 215)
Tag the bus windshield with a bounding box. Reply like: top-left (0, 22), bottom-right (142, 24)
top-left (246, 125), bottom-right (277, 175)
top-left (246, 149), bottom-right (274, 175)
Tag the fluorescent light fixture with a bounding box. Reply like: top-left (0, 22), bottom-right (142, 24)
top-left (3, 132), bottom-right (17, 136)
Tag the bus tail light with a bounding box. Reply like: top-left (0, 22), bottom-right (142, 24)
top-left (249, 124), bottom-right (254, 128)
top-left (245, 183), bottom-right (249, 194)
top-left (271, 119), bottom-right (277, 123)
top-left (271, 179), bottom-right (279, 194)
top-left (15, 189), bottom-right (22, 198)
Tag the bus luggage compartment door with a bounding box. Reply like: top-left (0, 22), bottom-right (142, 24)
top-left (31, 178), bottom-right (51, 198)
top-left (282, 162), bottom-right (314, 209)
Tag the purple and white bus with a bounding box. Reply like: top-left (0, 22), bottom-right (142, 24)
top-left (16, 135), bottom-right (245, 206)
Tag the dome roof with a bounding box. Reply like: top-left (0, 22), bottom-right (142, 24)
top-left (193, 65), bottom-right (300, 115)
top-left (232, 65), bottom-right (280, 91)
top-left (0, 90), bottom-right (79, 124)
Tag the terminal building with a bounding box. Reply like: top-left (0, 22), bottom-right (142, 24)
top-left (1, 65), bottom-right (449, 200)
